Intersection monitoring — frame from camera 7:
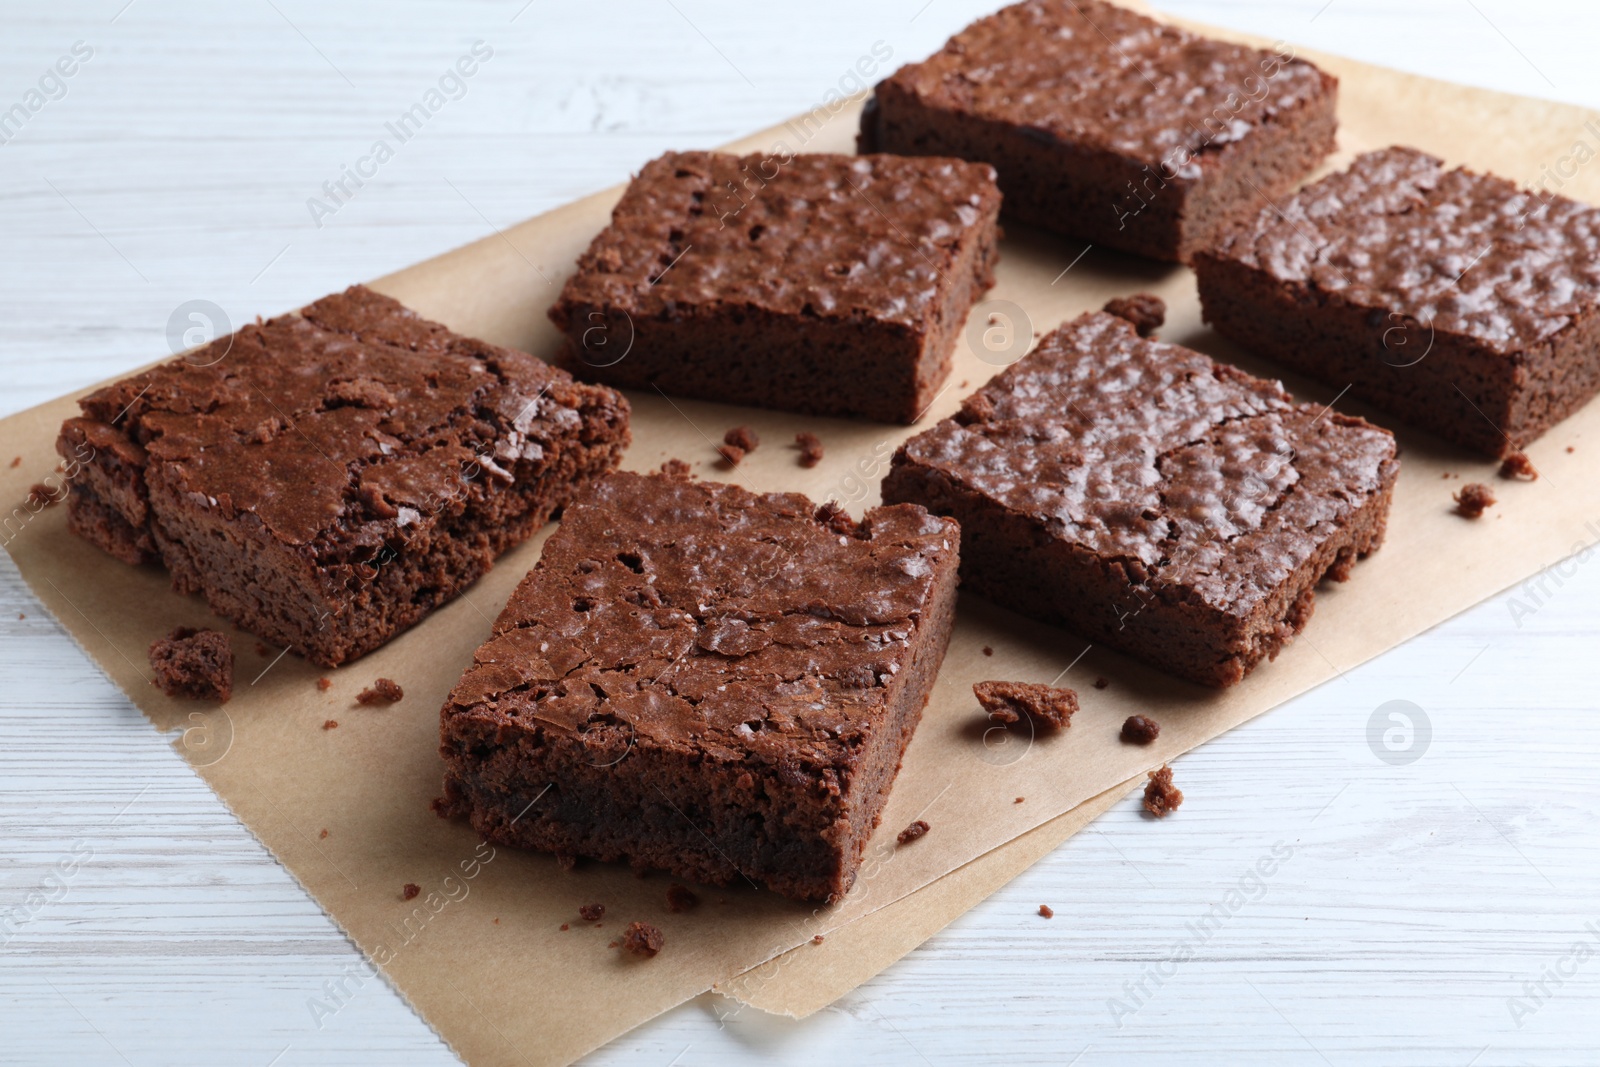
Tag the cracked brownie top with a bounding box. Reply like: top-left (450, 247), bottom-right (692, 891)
top-left (551, 150), bottom-right (1000, 331)
top-left (899, 311), bottom-right (1397, 615)
top-left (876, 0), bottom-right (1332, 167)
top-left (65, 285), bottom-right (625, 556)
top-left (1209, 146), bottom-right (1600, 353)
top-left (443, 471), bottom-right (958, 763)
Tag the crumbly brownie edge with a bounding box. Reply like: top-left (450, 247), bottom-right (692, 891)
top-left (1194, 253), bottom-right (1523, 457)
top-left (882, 423), bottom-right (1398, 687)
top-left (437, 509), bottom-right (961, 903)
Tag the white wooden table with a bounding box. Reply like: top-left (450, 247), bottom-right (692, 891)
top-left (3, 2), bottom-right (1598, 1063)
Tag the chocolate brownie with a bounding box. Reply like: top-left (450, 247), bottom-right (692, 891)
top-left (58, 285), bottom-right (630, 667)
top-left (858, 0), bottom-right (1337, 262)
top-left (437, 471), bottom-right (960, 902)
top-left (148, 627), bottom-right (233, 702)
top-left (882, 311), bottom-right (1399, 688)
top-left (1196, 146), bottom-right (1600, 457)
top-left (1143, 765), bottom-right (1183, 817)
top-left (972, 679), bottom-right (1076, 729)
top-left (549, 151), bottom-right (1002, 424)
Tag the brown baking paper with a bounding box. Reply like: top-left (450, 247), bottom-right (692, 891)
top-left (5, 6), bottom-right (1600, 1061)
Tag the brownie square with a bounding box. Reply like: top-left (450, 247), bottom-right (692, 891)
top-left (549, 150), bottom-right (1002, 424)
top-left (437, 471), bottom-right (960, 902)
top-left (58, 285), bottom-right (630, 667)
top-left (1196, 146), bottom-right (1600, 458)
top-left (882, 311), bottom-right (1399, 688)
top-left (858, 0), bottom-right (1338, 263)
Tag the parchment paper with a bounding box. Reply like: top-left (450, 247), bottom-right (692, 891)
top-left (4, 6), bottom-right (1599, 1063)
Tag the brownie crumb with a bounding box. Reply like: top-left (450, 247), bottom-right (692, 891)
top-left (148, 627), bottom-right (234, 702)
top-left (660, 458), bottom-right (693, 478)
top-left (1568, 445), bottom-right (1577, 453)
top-left (982, 645), bottom-right (994, 657)
top-left (1142, 765), bottom-right (1183, 817)
top-left (1093, 676), bottom-right (1109, 690)
top-left (715, 443), bottom-right (746, 468)
top-left (1102, 293), bottom-right (1166, 337)
top-left (356, 677), bottom-right (404, 704)
top-left (897, 819), bottom-right (930, 845)
top-left (1121, 714), bottom-right (1161, 745)
top-left (26, 483), bottom-right (62, 508)
top-left (724, 425), bottom-right (760, 453)
top-left (578, 903), bottom-right (605, 922)
top-left (973, 679), bottom-right (1078, 729)
top-left (322, 719), bottom-right (338, 730)
top-left (560, 923), bottom-right (569, 931)
top-left (316, 677), bottom-right (332, 691)
top-left (1038, 904), bottom-right (1054, 919)
top-left (8, 456), bottom-right (19, 468)
top-left (812, 934), bottom-right (825, 945)
top-left (1499, 452), bottom-right (1538, 481)
top-left (795, 431), bottom-right (824, 468)
top-left (254, 641), bottom-right (270, 657)
top-left (1014, 797), bottom-right (1025, 804)
top-left (318, 828), bottom-right (328, 839)
top-left (402, 883), bottom-right (421, 901)
top-left (555, 853), bottom-right (578, 872)
top-left (1453, 483), bottom-right (1496, 519)
top-left (621, 920), bottom-right (664, 958)
top-left (666, 884), bottom-right (700, 913)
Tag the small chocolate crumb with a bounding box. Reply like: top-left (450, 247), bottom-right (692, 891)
top-left (716, 443), bottom-right (746, 468)
top-left (560, 923), bottom-right (569, 931)
top-left (578, 903), bottom-right (604, 922)
top-left (148, 627), bottom-right (234, 702)
top-left (356, 677), bottom-right (404, 704)
top-left (1453, 482), bottom-right (1496, 519)
top-left (621, 920), bottom-right (664, 958)
top-left (660, 458), bottom-right (692, 478)
top-left (322, 719), bottom-right (338, 730)
top-left (1102, 293), bottom-right (1166, 337)
top-left (897, 819), bottom-right (930, 845)
top-left (318, 828), bottom-right (328, 839)
top-left (25, 483), bottom-right (61, 508)
top-left (1038, 904), bottom-right (1054, 919)
top-left (18, 613), bottom-right (24, 620)
top-left (982, 646), bottom-right (994, 657)
top-left (1142, 765), bottom-right (1183, 818)
top-left (795, 431), bottom-right (824, 468)
top-left (555, 853), bottom-right (577, 872)
top-left (665, 884), bottom-right (699, 913)
top-left (1567, 445), bottom-right (1577, 453)
top-left (402, 883), bottom-right (421, 901)
top-left (254, 642), bottom-right (270, 657)
top-left (1121, 714), bottom-right (1160, 745)
top-left (1499, 452), bottom-right (1538, 481)
top-left (812, 934), bottom-right (825, 945)
top-left (8, 456), bottom-right (19, 468)
top-left (1014, 797), bottom-right (1025, 804)
top-left (1093, 676), bottom-right (1109, 690)
top-left (973, 679), bottom-right (1077, 729)
top-left (724, 425), bottom-right (760, 453)
top-left (316, 677), bottom-right (332, 692)
top-left (493, 918), bottom-right (499, 925)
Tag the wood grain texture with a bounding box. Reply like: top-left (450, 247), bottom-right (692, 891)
top-left (3, 2), bottom-right (1598, 1064)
